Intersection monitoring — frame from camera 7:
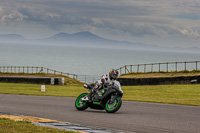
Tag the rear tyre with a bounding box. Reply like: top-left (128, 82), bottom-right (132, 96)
top-left (105, 96), bottom-right (122, 113)
top-left (75, 93), bottom-right (88, 111)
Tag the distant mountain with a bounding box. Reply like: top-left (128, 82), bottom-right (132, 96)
top-left (40, 32), bottom-right (157, 50)
top-left (43, 31), bottom-right (111, 44)
top-left (48, 32), bottom-right (71, 40)
top-left (0, 34), bottom-right (25, 41)
top-left (0, 32), bottom-right (200, 53)
top-left (71, 31), bottom-right (110, 41)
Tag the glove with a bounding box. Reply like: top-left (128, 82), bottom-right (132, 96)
top-left (93, 84), bottom-right (100, 92)
top-left (83, 84), bottom-right (88, 88)
top-left (93, 85), bottom-right (99, 91)
top-left (94, 83), bottom-right (103, 90)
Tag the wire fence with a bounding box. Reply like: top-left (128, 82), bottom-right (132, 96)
top-left (1, 61), bottom-right (200, 83)
top-left (0, 66), bottom-right (101, 83)
top-left (0, 66), bottom-right (77, 79)
top-left (117, 61), bottom-right (200, 75)
top-left (76, 75), bottom-right (101, 83)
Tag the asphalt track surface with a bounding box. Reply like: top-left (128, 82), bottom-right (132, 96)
top-left (0, 94), bottom-right (200, 133)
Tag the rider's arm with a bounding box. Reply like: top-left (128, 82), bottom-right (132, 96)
top-left (94, 74), bottom-right (107, 90)
top-left (113, 80), bottom-right (123, 93)
top-left (96, 74), bottom-right (107, 84)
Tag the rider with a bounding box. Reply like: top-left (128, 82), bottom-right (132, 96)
top-left (84, 69), bottom-right (123, 101)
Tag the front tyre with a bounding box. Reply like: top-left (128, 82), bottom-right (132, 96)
top-left (75, 93), bottom-right (88, 111)
top-left (105, 96), bottom-right (122, 113)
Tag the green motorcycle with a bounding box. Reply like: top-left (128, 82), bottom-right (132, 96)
top-left (75, 83), bottom-right (123, 113)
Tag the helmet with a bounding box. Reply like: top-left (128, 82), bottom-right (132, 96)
top-left (109, 69), bottom-right (119, 80)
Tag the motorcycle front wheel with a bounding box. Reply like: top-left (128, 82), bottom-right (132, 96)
top-left (105, 96), bottom-right (122, 113)
top-left (75, 93), bottom-right (88, 111)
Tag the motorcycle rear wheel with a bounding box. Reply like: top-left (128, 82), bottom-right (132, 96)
top-left (75, 93), bottom-right (88, 111)
top-left (105, 96), bottom-right (122, 113)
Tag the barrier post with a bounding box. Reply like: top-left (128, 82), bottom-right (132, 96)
top-left (41, 85), bottom-right (46, 92)
top-left (196, 61), bottom-right (198, 71)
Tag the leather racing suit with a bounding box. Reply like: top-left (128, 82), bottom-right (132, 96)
top-left (95, 73), bottom-right (123, 93)
top-left (86, 73), bottom-right (123, 100)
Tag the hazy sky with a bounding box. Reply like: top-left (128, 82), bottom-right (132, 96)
top-left (0, 0), bottom-right (200, 47)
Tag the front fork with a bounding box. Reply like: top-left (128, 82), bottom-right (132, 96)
top-left (110, 94), bottom-right (117, 103)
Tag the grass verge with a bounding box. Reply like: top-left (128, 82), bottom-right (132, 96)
top-left (0, 118), bottom-right (76, 133)
top-left (0, 83), bottom-right (85, 97)
top-left (119, 71), bottom-right (200, 78)
top-left (0, 73), bottom-right (83, 85)
top-left (122, 85), bottom-right (200, 106)
top-left (0, 82), bottom-right (200, 106)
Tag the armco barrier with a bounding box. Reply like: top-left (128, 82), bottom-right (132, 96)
top-left (0, 76), bottom-right (65, 85)
top-left (117, 61), bottom-right (200, 75)
top-left (118, 76), bottom-right (200, 86)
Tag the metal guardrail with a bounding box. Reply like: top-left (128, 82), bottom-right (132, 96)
top-left (76, 75), bottom-right (101, 83)
top-left (0, 66), bottom-right (77, 79)
top-left (0, 66), bottom-right (100, 83)
top-left (117, 61), bottom-right (200, 75)
top-left (1, 61), bottom-right (199, 83)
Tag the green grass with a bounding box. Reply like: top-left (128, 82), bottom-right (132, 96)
top-left (0, 83), bottom-right (85, 97)
top-left (0, 82), bottom-right (200, 106)
top-left (123, 84), bottom-right (200, 105)
top-left (0, 73), bottom-right (83, 85)
top-left (0, 118), bottom-right (76, 133)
